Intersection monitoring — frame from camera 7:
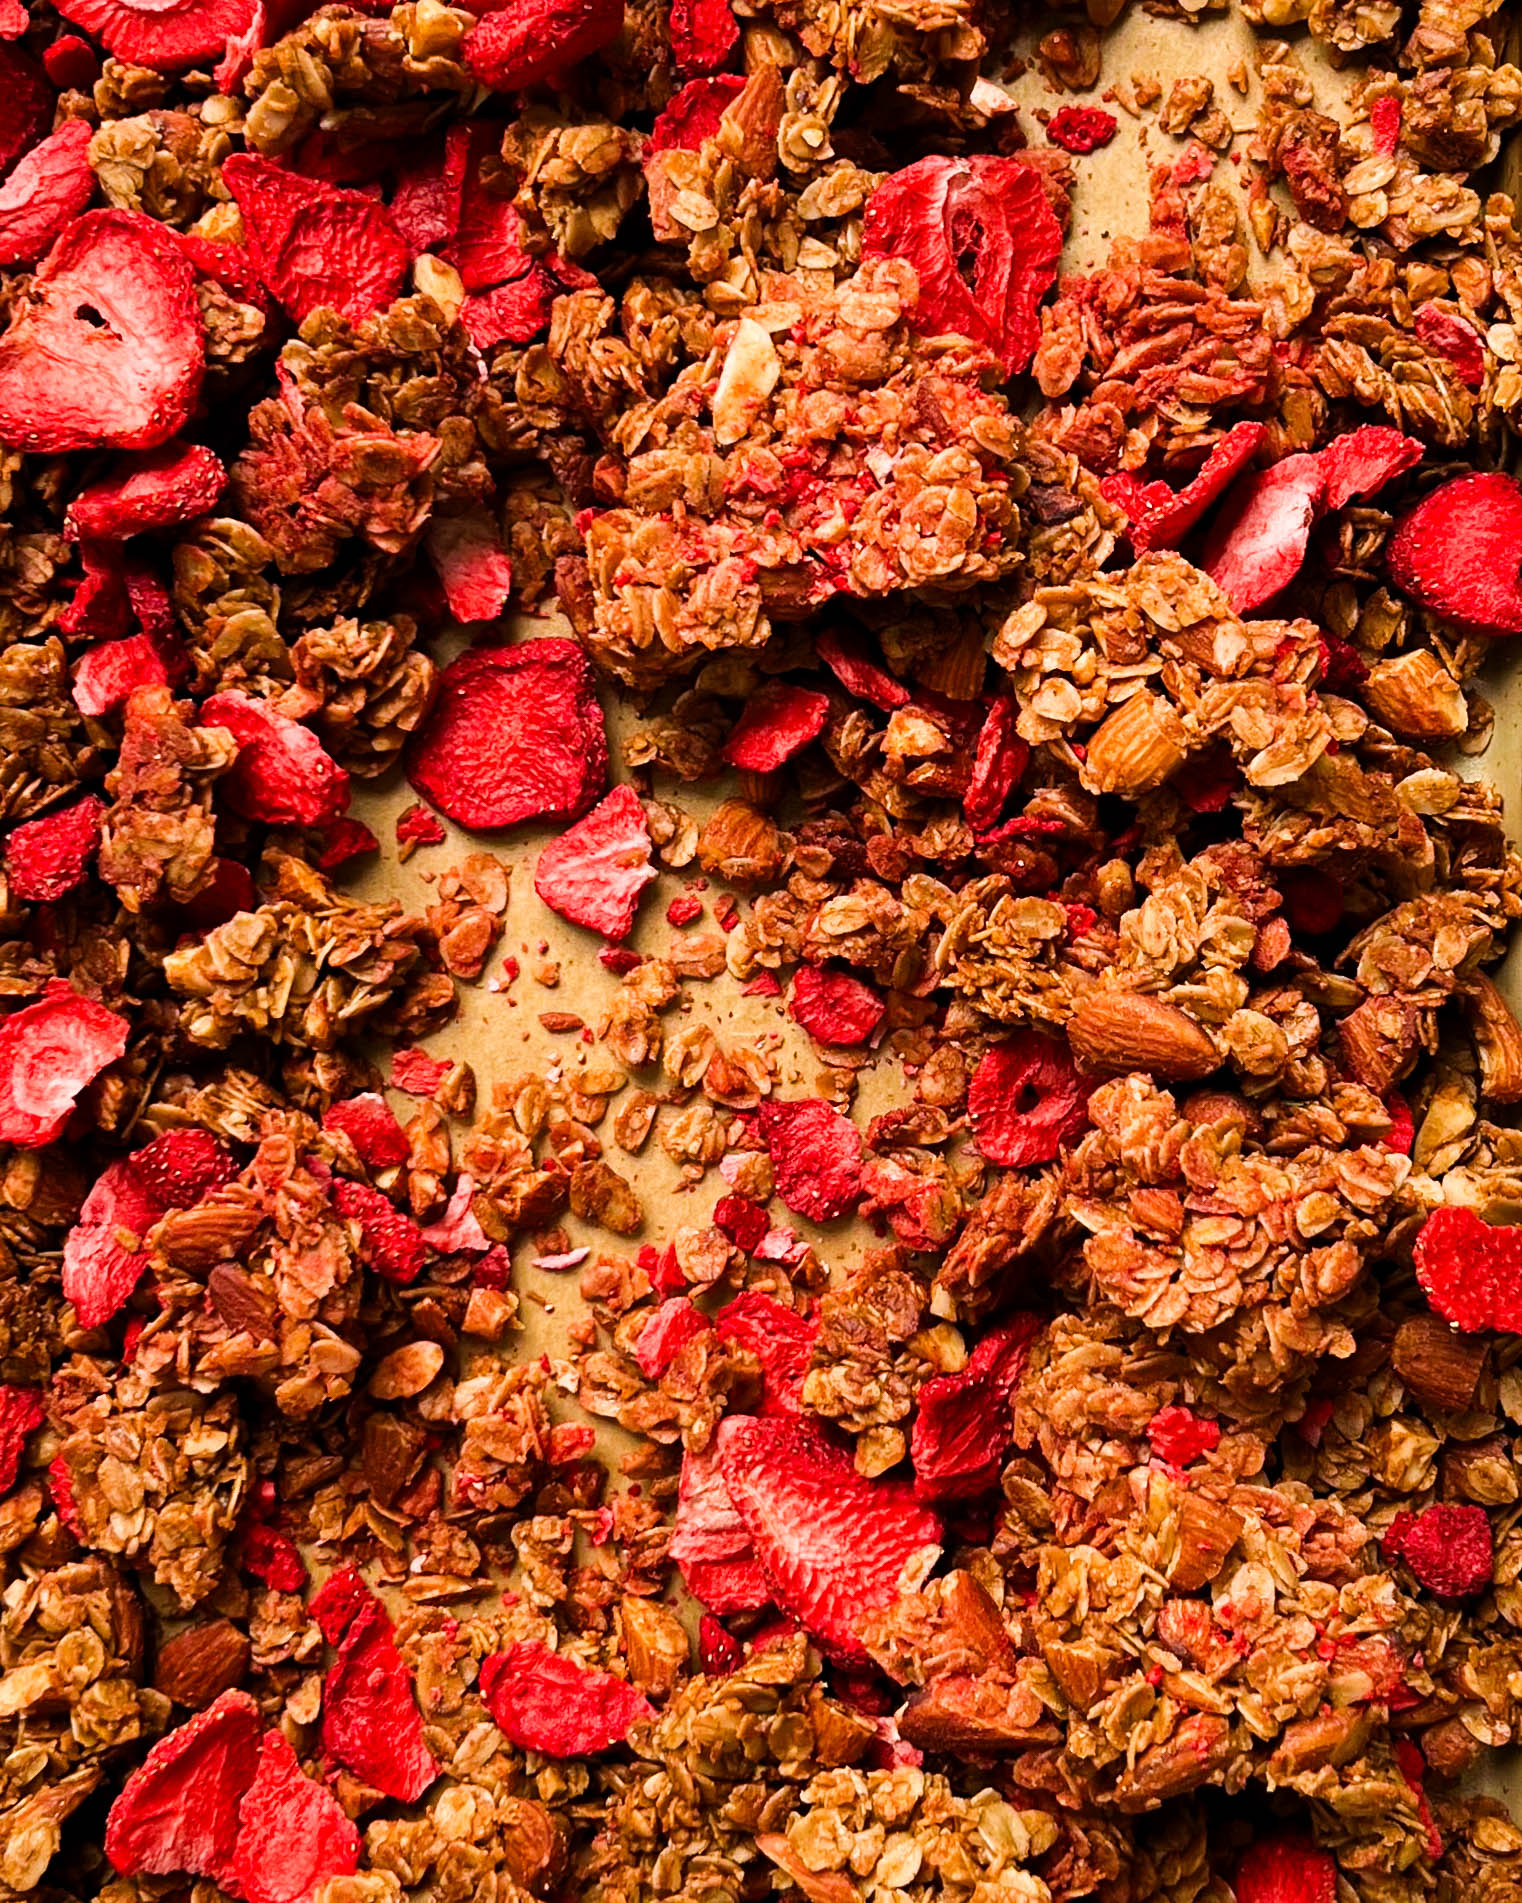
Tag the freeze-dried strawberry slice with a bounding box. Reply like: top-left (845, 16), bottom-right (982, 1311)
top-left (426, 508), bottom-right (513, 624)
top-left (1145, 1404), bottom-right (1221, 1466)
top-left (65, 1128), bottom-right (235, 1326)
top-left (201, 691), bottom-right (351, 828)
top-left (719, 1414), bottom-right (943, 1663)
top-left (647, 74), bottom-right (746, 154)
top-left (758, 1097), bottom-right (862, 1223)
top-left (534, 783), bottom-right (655, 941)
top-left (713, 1291), bottom-right (817, 1413)
top-left (669, 1437), bottom-right (771, 1614)
top-left (241, 1522), bottom-right (307, 1593)
top-left (815, 626), bottom-right (909, 711)
top-left (388, 137), bottom-right (460, 256)
top-left (229, 1731), bottom-right (360, 1903)
top-left (323, 1093), bottom-right (409, 1170)
top-left (712, 1192), bottom-right (769, 1254)
top-left (310, 1565), bottom-right (374, 1645)
top-left (0, 41), bottom-right (50, 179)
top-left (464, 0), bottom-right (622, 90)
top-left (0, 1385), bottom-right (42, 1493)
top-left (480, 1644), bottom-right (655, 1756)
top-left (1234, 1837), bottom-right (1335, 1903)
top-left (1386, 472), bottom-right (1522, 638)
top-left (459, 263), bottom-right (581, 349)
top-left (1415, 303), bottom-right (1486, 390)
top-left (963, 695), bottom-right (1027, 833)
top-left (445, 122), bottom-right (527, 292)
top-left (406, 639), bottom-right (607, 832)
top-left (332, 1178), bottom-right (430, 1284)
top-left (1046, 106), bottom-right (1118, 153)
top-left (669, 0), bottom-right (737, 76)
top-left (55, 0), bottom-right (257, 69)
top-left (0, 990), bottom-right (129, 1148)
top-left (910, 1315), bottom-right (1040, 1501)
top-left (1317, 424), bottom-right (1423, 510)
top-left (1099, 421), bottom-right (1266, 553)
top-left (221, 153), bottom-right (408, 327)
top-left (0, 120), bottom-right (94, 268)
top-left (105, 1689), bottom-right (262, 1884)
top-left (968, 1032), bottom-right (1090, 1167)
top-left (1202, 452), bottom-right (1326, 614)
top-left (789, 966), bottom-right (885, 1048)
top-left (72, 632), bottom-right (169, 716)
top-left (1383, 1501), bottom-right (1493, 1600)
top-left (721, 683), bottom-right (830, 772)
top-left (391, 1046), bottom-right (451, 1096)
top-left (5, 794), bottom-right (106, 902)
top-left (861, 155), bottom-right (1062, 377)
top-left (633, 1296), bottom-right (710, 1377)
top-left (0, 211), bottom-right (203, 453)
top-left (321, 1599), bottom-right (437, 1803)
top-left (45, 34), bottom-right (97, 86)
top-left (66, 442), bottom-right (225, 542)
top-left (1413, 1204), bottom-right (1522, 1333)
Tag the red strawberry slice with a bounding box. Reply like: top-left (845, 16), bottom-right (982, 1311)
top-left (789, 966), bottom-right (885, 1048)
top-left (1202, 452), bottom-right (1326, 614)
top-left (1316, 424), bottom-right (1423, 510)
top-left (534, 783), bottom-right (656, 941)
top-left (0, 120), bottom-right (94, 268)
top-left (0, 990), bottom-right (129, 1149)
top-left (668, 1438), bottom-right (772, 1614)
top-left (1386, 471), bottom-right (1522, 638)
top-left (105, 1689), bottom-right (263, 1884)
top-left (721, 683), bottom-right (830, 772)
top-left (71, 632), bottom-right (168, 715)
top-left (910, 1314), bottom-right (1042, 1501)
top-left (1234, 1836), bottom-right (1336, 1903)
top-left (718, 1414), bottom-right (943, 1662)
top-left (4, 794), bottom-right (106, 902)
top-left (426, 507), bottom-right (514, 624)
top-left (758, 1097), bottom-right (862, 1223)
top-left (321, 1599), bottom-right (437, 1803)
top-left (0, 1385), bottom-right (43, 1493)
top-left (66, 441), bottom-right (226, 541)
top-left (479, 1643), bottom-right (654, 1756)
top-left (647, 75), bottom-right (747, 155)
top-left (201, 691), bottom-right (351, 828)
top-left (221, 153), bottom-right (409, 328)
top-left (1100, 421), bottom-right (1266, 553)
top-left (1413, 1204), bottom-right (1522, 1333)
top-left (464, 0), bottom-right (622, 90)
top-left (322, 1093), bottom-right (410, 1170)
top-left (968, 1031), bottom-right (1090, 1167)
top-left (713, 1291), bottom-right (817, 1414)
top-left (54, 0), bottom-right (258, 70)
top-left (229, 1731), bottom-right (360, 1903)
top-left (0, 211), bottom-right (204, 453)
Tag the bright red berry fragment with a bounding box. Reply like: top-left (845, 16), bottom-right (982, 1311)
top-left (647, 74), bottom-right (746, 154)
top-left (721, 683), bottom-right (831, 772)
top-left (968, 1032), bottom-right (1090, 1167)
top-left (668, 1438), bottom-right (772, 1614)
top-left (1234, 1836), bottom-right (1336, 1903)
top-left (54, 0), bottom-right (257, 70)
top-left (323, 1093), bottom-right (410, 1170)
top-left (1100, 422), bottom-right (1266, 553)
top-left (321, 1599), bottom-right (438, 1802)
top-left (72, 632), bottom-right (168, 716)
top-left (634, 1296), bottom-right (711, 1378)
top-left (0, 120), bottom-right (94, 268)
top-left (1383, 1501), bottom-right (1493, 1600)
top-left (310, 1565), bottom-right (375, 1646)
top-left (815, 626), bottom-right (909, 710)
top-left (668, 0), bottom-right (737, 76)
top-left (426, 507), bottom-right (514, 624)
top-left (391, 1047), bottom-right (451, 1095)
top-left (964, 695), bottom-right (1028, 833)
top-left (1387, 471), bottom-right (1522, 638)
top-left (911, 1316), bottom-right (1041, 1500)
top-left (5, 795), bottom-right (106, 902)
top-left (104, 1690), bottom-right (263, 1885)
top-left (222, 153), bottom-right (409, 327)
top-left (228, 1730), bottom-right (361, 1903)
top-left (1416, 302), bottom-right (1486, 390)
top-left (201, 691), bottom-right (351, 828)
top-left (0, 1385), bottom-right (43, 1493)
top-left (1145, 1404), bottom-right (1221, 1467)
top-left (332, 1177), bottom-right (430, 1284)
top-left (1202, 452), bottom-right (1325, 614)
top-left (1413, 1204), bottom-right (1522, 1333)
top-left (534, 783), bottom-right (656, 941)
top-left (1046, 105), bottom-right (1118, 152)
top-left (1316, 424), bottom-right (1423, 511)
top-left (479, 1643), bottom-right (655, 1756)
top-left (66, 441), bottom-right (226, 541)
top-left (789, 965), bottom-right (885, 1048)
top-left (713, 1290), bottom-right (817, 1413)
top-left (758, 1096), bottom-right (863, 1223)
top-left (0, 990), bottom-right (129, 1149)
top-left (464, 0), bottom-right (622, 90)
top-left (241, 1522), bottom-right (308, 1594)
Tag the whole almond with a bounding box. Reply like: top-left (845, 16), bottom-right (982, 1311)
top-left (1081, 691), bottom-right (1188, 797)
top-left (153, 1618), bottom-right (251, 1708)
top-left (1068, 990), bottom-right (1220, 1082)
top-left (368, 1340), bottom-right (446, 1400)
top-left (1362, 648), bottom-right (1468, 739)
top-left (1392, 1314), bottom-right (1486, 1413)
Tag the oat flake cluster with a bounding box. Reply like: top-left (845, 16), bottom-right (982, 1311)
top-left (2, 0), bottom-right (1522, 1897)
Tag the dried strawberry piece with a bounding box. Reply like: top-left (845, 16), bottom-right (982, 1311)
top-left (1045, 105), bottom-right (1118, 153)
top-left (221, 153), bottom-right (408, 327)
top-left (465, 0), bottom-right (621, 89)
top-left (669, 1439), bottom-right (771, 1613)
top-left (1234, 1837), bottom-right (1335, 1903)
top-left (861, 154), bottom-right (1062, 377)
top-left (968, 1032), bottom-right (1090, 1167)
top-left (1145, 1404), bottom-right (1221, 1467)
top-left (647, 74), bottom-right (746, 153)
top-left (713, 1291), bottom-right (817, 1413)
top-left (1414, 1204), bottom-right (1522, 1334)
top-left (323, 1093), bottom-right (410, 1170)
top-left (1387, 472), bottom-right (1522, 638)
top-left (460, 268), bottom-right (562, 349)
top-left (719, 1414), bottom-right (942, 1663)
top-left (1316, 424), bottom-right (1423, 511)
top-left (44, 33), bottom-right (97, 84)
top-left (0, 0), bottom-right (23, 38)
top-left (66, 442), bottom-right (226, 542)
top-left (0, 41), bottom-right (50, 179)
top-left (446, 122), bottom-right (528, 291)
top-left (633, 1296), bottom-right (710, 1378)
top-left (711, 1192), bottom-right (769, 1254)
top-left (321, 1598), bottom-right (437, 1802)
top-left (1415, 303), bottom-right (1486, 390)
top-left (213, 0), bottom-right (265, 93)
top-left (426, 508), bottom-right (513, 624)
top-left (201, 691), bottom-right (351, 828)
top-left (534, 783), bottom-right (655, 941)
top-left (55, 0), bottom-right (257, 69)
top-left (479, 1643), bottom-right (654, 1756)
top-left (388, 137), bottom-right (460, 255)
top-left (391, 1047), bottom-right (450, 1096)
top-left (1382, 1089), bottom-right (1414, 1156)
top-left (1370, 94), bottom-right (1401, 154)
top-left (963, 695), bottom-right (1028, 833)
top-left (815, 626), bottom-right (909, 710)
top-left (396, 802), bottom-right (445, 850)
top-left (721, 683), bottom-right (830, 773)
top-left (229, 1730), bottom-right (360, 1903)
top-left (65, 1128), bottom-right (235, 1326)
top-left (72, 632), bottom-right (169, 716)
top-left (1099, 421), bottom-right (1266, 553)
top-left (5, 795), bottom-right (106, 902)
top-left (406, 638), bottom-right (607, 832)
top-left (173, 230), bottom-right (273, 315)
top-left (789, 966), bottom-right (884, 1049)
top-left (669, 0), bottom-right (737, 76)
top-left (1202, 452), bottom-right (1326, 614)
top-left (0, 1385), bottom-right (42, 1493)
top-left (1383, 1501), bottom-right (1493, 1600)
top-left (105, 1689), bottom-right (263, 1885)
top-left (758, 1097), bottom-right (862, 1223)
top-left (332, 1178), bottom-right (430, 1285)
top-left (1278, 866), bottom-right (1343, 937)
top-left (310, 1565), bottom-right (374, 1645)
top-left (314, 817), bottom-right (378, 870)
top-left (241, 1521), bottom-right (308, 1594)
top-left (0, 991), bottom-right (129, 1149)
top-left (910, 1315), bottom-right (1040, 1501)
top-left (0, 120), bottom-right (94, 268)
top-left (697, 1614), bottom-right (742, 1674)
top-left (0, 211), bottom-right (204, 453)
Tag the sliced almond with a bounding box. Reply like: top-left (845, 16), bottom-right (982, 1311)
top-left (711, 316), bottom-right (780, 447)
top-left (1068, 989), bottom-right (1220, 1082)
top-left (368, 1339), bottom-right (445, 1400)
